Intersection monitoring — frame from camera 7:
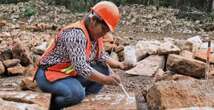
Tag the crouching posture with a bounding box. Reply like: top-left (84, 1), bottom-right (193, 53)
top-left (34, 1), bottom-right (128, 110)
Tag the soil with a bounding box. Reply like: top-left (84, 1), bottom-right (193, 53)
top-left (0, 1), bottom-right (214, 110)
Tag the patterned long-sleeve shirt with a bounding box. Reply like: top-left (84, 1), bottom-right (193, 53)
top-left (40, 28), bottom-right (110, 79)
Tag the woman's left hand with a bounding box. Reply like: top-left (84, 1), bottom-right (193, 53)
top-left (119, 62), bottom-right (134, 70)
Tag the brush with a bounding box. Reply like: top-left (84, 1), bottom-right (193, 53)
top-left (107, 64), bottom-right (131, 98)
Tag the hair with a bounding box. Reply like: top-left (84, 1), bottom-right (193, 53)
top-left (84, 11), bottom-right (102, 28)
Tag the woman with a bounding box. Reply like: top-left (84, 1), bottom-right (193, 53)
top-left (34, 1), bottom-right (128, 110)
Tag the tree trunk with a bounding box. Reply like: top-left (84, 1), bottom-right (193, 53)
top-left (153, 0), bottom-right (159, 11)
top-left (212, 0), bottom-right (214, 10)
top-left (208, 0), bottom-right (213, 12)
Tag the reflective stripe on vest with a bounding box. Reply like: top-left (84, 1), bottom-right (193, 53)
top-left (34, 20), bottom-right (104, 82)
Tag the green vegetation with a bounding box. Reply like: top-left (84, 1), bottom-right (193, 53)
top-left (1, 0), bottom-right (213, 13)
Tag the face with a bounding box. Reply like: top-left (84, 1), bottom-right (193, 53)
top-left (89, 17), bottom-right (110, 40)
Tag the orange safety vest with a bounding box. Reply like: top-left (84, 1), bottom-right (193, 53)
top-left (34, 20), bottom-right (104, 82)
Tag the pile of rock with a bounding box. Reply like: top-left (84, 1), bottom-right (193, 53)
top-left (119, 35), bottom-right (214, 109)
top-left (117, 35), bottom-right (214, 79)
top-left (0, 0), bottom-right (79, 26)
top-left (0, 42), bottom-right (32, 76)
top-left (0, 41), bottom-right (40, 91)
top-left (119, 4), bottom-right (213, 34)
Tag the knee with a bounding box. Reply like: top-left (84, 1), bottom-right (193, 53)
top-left (65, 86), bottom-right (85, 106)
top-left (86, 84), bottom-right (103, 95)
top-left (55, 87), bottom-right (85, 108)
top-left (71, 86), bottom-right (85, 104)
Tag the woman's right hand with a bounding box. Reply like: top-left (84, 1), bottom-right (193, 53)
top-left (88, 70), bottom-right (121, 86)
top-left (104, 73), bottom-right (121, 86)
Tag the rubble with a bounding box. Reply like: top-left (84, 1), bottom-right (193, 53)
top-left (155, 72), bottom-right (195, 82)
top-left (158, 41), bottom-right (181, 54)
top-left (147, 79), bottom-right (214, 110)
top-left (153, 69), bottom-right (165, 82)
top-left (3, 59), bottom-right (21, 68)
top-left (124, 46), bottom-right (137, 66)
top-left (7, 64), bottom-right (26, 75)
top-left (20, 77), bottom-right (38, 91)
top-left (126, 55), bottom-right (165, 76)
top-left (23, 65), bottom-right (35, 76)
top-left (179, 50), bottom-right (193, 59)
top-left (0, 1), bottom-right (214, 109)
top-left (12, 42), bottom-right (32, 66)
top-left (0, 98), bottom-right (44, 110)
top-left (167, 54), bottom-right (206, 78)
top-left (175, 40), bottom-right (193, 51)
top-left (33, 42), bottom-right (48, 55)
top-left (0, 20), bottom-right (7, 28)
top-left (0, 48), bottom-right (13, 61)
top-left (186, 35), bottom-right (202, 46)
top-left (135, 40), bottom-right (180, 56)
top-left (119, 5), bottom-right (213, 34)
top-left (26, 23), bottom-right (58, 32)
top-left (0, 91), bottom-right (50, 110)
top-left (0, 61), bottom-right (5, 75)
top-left (135, 46), bottom-right (148, 61)
top-left (135, 40), bottom-right (160, 55)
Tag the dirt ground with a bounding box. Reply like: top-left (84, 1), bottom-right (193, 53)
top-left (101, 69), bottom-right (152, 110)
top-left (1, 1), bottom-right (214, 109)
top-left (0, 25), bottom-right (212, 110)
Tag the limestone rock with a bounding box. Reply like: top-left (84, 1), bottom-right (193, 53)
top-left (7, 64), bottom-right (25, 75)
top-left (3, 59), bottom-right (21, 68)
top-left (12, 42), bottom-right (32, 66)
top-left (158, 41), bottom-right (180, 54)
top-left (0, 48), bottom-right (13, 61)
top-left (33, 42), bottom-right (48, 55)
top-left (147, 79), bottom-right (214, 110)
top-left (166, 54), bottom-right (205, 78)
top-left (126, 55), bottom-right (165, 76)
top-left (175, 40), bottom-right (193, 51)
top-left (67, 93), bottom-right (136, 110)
top-left (153, 69), bottom-right (165, 82)
top-left (0, 61), bottom-right (5, 75)
top-left (0, 98), bottom-right (44, 110)
top-left (0, 91), bottom-right (50, 110)
top-left (124, 46), bottom-right (137, 66)
top-left (135, 40), bottom-right (180, 57)
top-left (23, 65), bottom-right (35, 76)
top-left (135, 40), bottom-right (160, 55)
top-left (156, 73), bottom-right (195, 82)
top-left (179, 50), bottom-right (193, 59)
top-left (20, 77), bottom-right (38, 91)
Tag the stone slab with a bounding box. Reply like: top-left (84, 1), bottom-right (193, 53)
top-left (126, 55), bottom-right (165, 76)
top-left (66, 92), bottom-right (137, 110)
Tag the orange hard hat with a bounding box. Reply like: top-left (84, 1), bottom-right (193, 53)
top-left (92, 1), bottom-right (120, 32)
